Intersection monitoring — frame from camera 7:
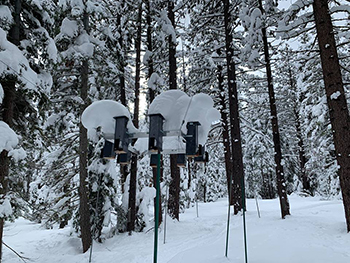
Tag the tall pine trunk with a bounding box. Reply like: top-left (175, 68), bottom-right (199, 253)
top-left (223, 0), bottom-right (244, 214)
top-left (145, 0), bottom-right (162, 226)
top-left (127, 3), bottom-right (142, 232)
top-left (79, 10), bottom-right (92, 253)
top-left (217, 63), bottom-right (234, 205)
top-left (0, 1), bottom-right (20, 260)
top-left (117, 4), bottom-right (129, 194)
top-left (258, 0), bottom-right (290, 219)
top-left (0, 78), bottom-right (16, 262)
top-left (288, 67), bottom-right (309, 193)
top-left (313, 0), bottom-right (350, 232)
top-left (167, 0), bottom-right (180, 220)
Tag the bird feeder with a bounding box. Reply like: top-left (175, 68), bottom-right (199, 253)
top-left (148, 114), bottom-right (164, 152)
top-left (117, 151), bottom-right (131, 165)
top-left (185, 121), bottom-right (201, 157)
top-left (176, 154), bottom-right (186, 167)
top-left (150, 154), bottom-right (159, 168)
top-left (100, 140), bottom-right (116, 160)
top-left (114, 116), bottom-right (129, 153)
top-left (194, 151), bottom-right (209, 163)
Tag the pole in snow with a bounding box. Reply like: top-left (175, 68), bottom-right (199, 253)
top-left (153, 151), bottom-right (161, 263)
top-left (242, 176), bottom-right (248, 263)
top-left (163, 183), bottom-right (168, 244)
top-left (225, 173), bottom-right (232, 257)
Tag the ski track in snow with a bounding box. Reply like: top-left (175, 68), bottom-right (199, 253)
top-left (3, 195), bottom-right (350, 263)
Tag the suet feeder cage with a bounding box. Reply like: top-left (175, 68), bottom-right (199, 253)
top-left (176, 154), bottom-right (186, 167)
top-left (148, 114), bottom-right (164, 152)
top-left (100, 140), bottom-right (116, 160)
top-left (114, 116), bottom-right (129, 153)
top-left (185, 121), bottom-right (201, 157)
top-left (117, 151), bottom-right (131, 165)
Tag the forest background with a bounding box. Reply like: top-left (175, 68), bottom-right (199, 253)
top-left (0, 0), bottom-right (349, 261)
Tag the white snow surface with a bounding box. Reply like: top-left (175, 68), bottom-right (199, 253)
top-left (0, 28), bottom-right (38, 90)
top-left (0, 83), bottom-right (3, 103)
top-left (148, 90), bottom-right (220, 145)
top-left (0, 198), bottom-right (12, 218)
top-left (0, 5), bottom-right (12, 23)
top-left (331, 91), bottom-right (341, 100)
top-left (3, 195), bottom-right (350, 263)
top-left (81, 100), bottom-right (138, 139)
top-left (59, 18), bottom-right (79, 38)
top-left (0, 121), bottom-right (18, 152)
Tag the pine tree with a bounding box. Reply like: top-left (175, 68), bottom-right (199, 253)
top-left (0, 0), bottom-right (56, 259)
top-left (312, 0), bottom-right (350, 232)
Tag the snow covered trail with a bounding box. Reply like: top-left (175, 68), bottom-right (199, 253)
top-left (3, 195), bottom-right (350, 263)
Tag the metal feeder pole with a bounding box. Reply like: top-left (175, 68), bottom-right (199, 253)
top-left (153, 151), bottom-right (161, 263)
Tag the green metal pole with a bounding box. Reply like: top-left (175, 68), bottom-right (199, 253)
top-left (242, 175), bottom-right (248, 263)
top-left (225, 172), bottom-right (232, 257)
top-left (153, 152), bottom-right (161, 263)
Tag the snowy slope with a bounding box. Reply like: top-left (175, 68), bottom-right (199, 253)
top-left (3, 195), bottom-right (350, 263)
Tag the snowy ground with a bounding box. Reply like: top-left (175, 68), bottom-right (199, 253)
top-left (3, 195), bottom-right (350, 263)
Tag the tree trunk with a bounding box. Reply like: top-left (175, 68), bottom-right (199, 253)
top-left (223, 0), bottom-right (244, 214)
top-left (145, 0), bottom-right (155, 103)
top-left (145, 0), bottom-right (162, 226)
top-left (313, 0), bottom-right (350, 232)
top-left (0, 1), bottom-right (20, 260)
top-left (79, 10), bottom-right (92, 253)
top-left (167, 0), bottom-right (180, 220)
top-left (287, 65), bottom-right (310, 193)
top-left (0, 77), bottom-right (16, 262)
top-left (217, 63), bottom-right (234, 205)
top-left (127, 3), bottom-right (142, 233)
top-left (168, 155), bottom-right (180, 220)
top-left (116, 4), bottom-right (129, 194)
top-left (258, 0), bottom-right (290, 219)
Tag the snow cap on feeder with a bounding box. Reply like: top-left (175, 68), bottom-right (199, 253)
top-left (81, 100), bottom-right (138, 142)
top-left (148, 114), bottom-right (164, 152)
top-left (100, 140), bottom-right (116, 160)
top-left (148, 91), bottom-right (221, 151)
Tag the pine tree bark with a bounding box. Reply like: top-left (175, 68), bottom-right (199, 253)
top-left (0, 78), bottom-right (16, 262)
top-left (116, 3), bottom-right (129, 194)
top-left (313, 0), bottom-right (350, 232)
top-left (145, 0), bottom-right (155, 103)
top-left (167, 0), bottom-right (180, 220)
top-left (127, 3), bottom-right (142, 232)
top-left (223, 0), bottom-right (244, 214)
top-left (79, 10), bottom-right (92, 253)
top-left (0, 1), bottom-right (20, 260)
top-left (217, 63), bottom-right (234, 205)
top-left (258, 0), bottom-right (290, 219)
top-left (287, 65), bottom-right (310, 192)
top-left (145, 0), bottom-right (162, 225)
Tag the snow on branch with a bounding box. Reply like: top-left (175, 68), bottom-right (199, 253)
top-left (0, 29), bottom-right (38, 90)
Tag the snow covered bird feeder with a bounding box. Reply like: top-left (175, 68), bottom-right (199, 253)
top-left (176, 154), bottom-right (186, 167)
top-left (101, 140), bottom-right (116, 160)
top-left (114, 116), bottom-right (129, 153)
top-left (185, 121), bottom-right (201, 157)
top-left (148, 114), bottom-right (164, 152)
top-left (117, 151), bottom-right (131, 165)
